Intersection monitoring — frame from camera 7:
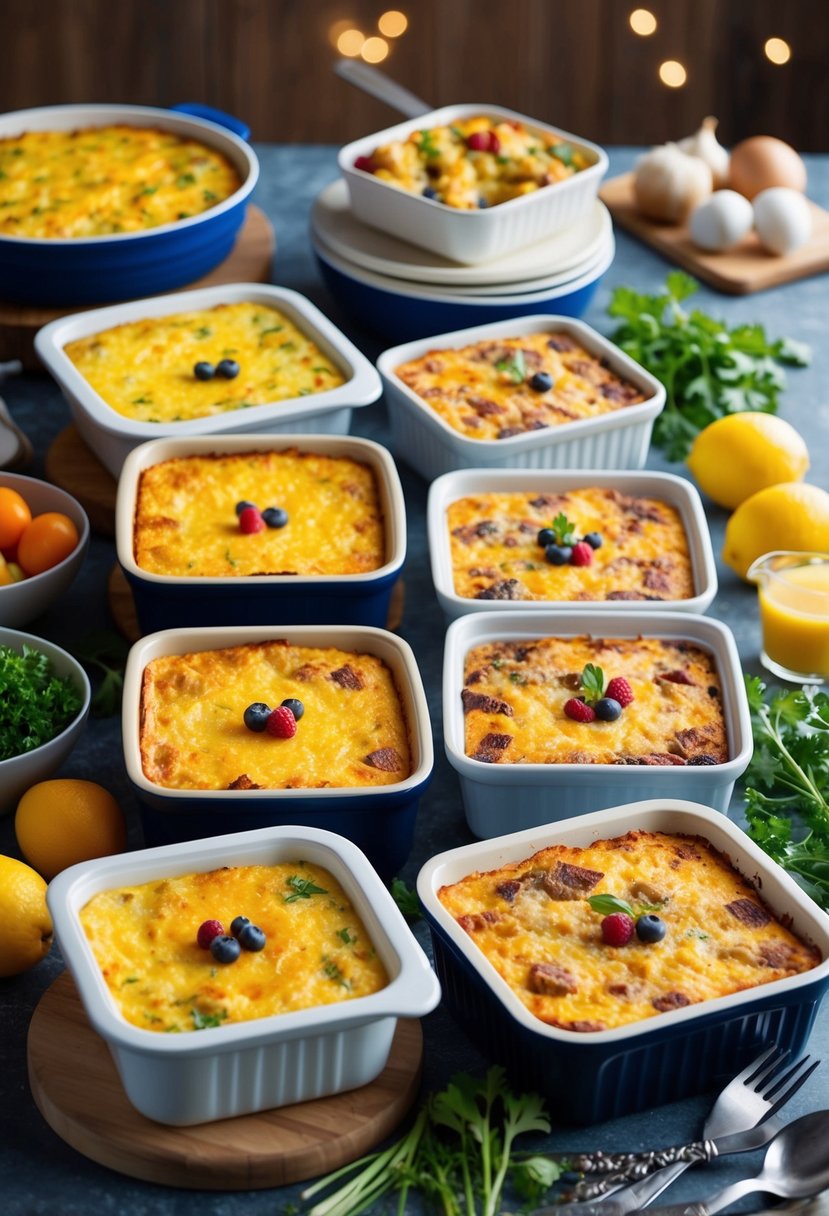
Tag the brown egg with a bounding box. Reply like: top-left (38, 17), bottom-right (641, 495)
top-left (728, 136), bottom-right (807, 200)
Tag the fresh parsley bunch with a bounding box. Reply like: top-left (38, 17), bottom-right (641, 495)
top-left (0, 643), bottom-right (83, 761)
top-left (607, 272), bottom-right (811, 460)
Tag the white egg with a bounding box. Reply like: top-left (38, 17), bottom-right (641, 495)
top-left (688, 190), bottom-right (754, 252)
top-left (753, 187), bottom-right (813, 255)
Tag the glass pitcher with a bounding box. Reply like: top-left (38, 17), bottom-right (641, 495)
top-left (747, 550), bottom-right (829, 684)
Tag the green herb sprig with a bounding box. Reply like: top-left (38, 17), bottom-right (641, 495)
top-left (0, 643), bottom-right (83, 760)
top-left (548, 511), bottom-right (577, 547)
top-left (283, 875), bottom-right (329, 903)
top-left (390, 877), bottom-right (422, 920)
top-left (73, 629), bottom-right (130, 717)
top-left (579, 663), bottom-right (606, 706)
top-left (495, 349), bottom-right (527, 383)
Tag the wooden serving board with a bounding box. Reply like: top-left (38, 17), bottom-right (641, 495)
top-left (28, 971), bottom-right (423, 1191)
top-left (0, 204), bottom-right (275, 369)
top-left (45, 425), bottom-right (117, 536)
top-left (600, 172), bottom-right (829, 294)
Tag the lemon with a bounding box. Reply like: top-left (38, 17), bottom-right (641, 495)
top-left (722, 482), bottom-right (829, 580)
top-left (15, 779), bottom-right (127, 881)
top-left (0, 855), bottom-right (53, 977)
top-left (686, 413), bottom-right (810, 510)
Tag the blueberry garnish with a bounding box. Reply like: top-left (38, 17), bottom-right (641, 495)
top-left (216, 359), bottom-right (240, 379)
top-left (529, 371), bottom-right (554, 393)
top-left (263, 506), bottom-right (289, 529)
top-left (243, 702), bottom-right (271, 732)
top-left (545, 544), bottom-right (572, 566)
top-left (477, 197), bottom-right (488, 208)
top-left (594, 697), bottom-right (622, 722)
top-left (636, 914), bottom-right (667, 943)
top-left (583, 532), bottom-right (603, 549)
top-left (194, 361), bottom-right (215, 381)
top-left (537, 527), bottom-right (556, 547)
top-left (280, 697), bottom-right (305, 720)
top-left (210, 935), bottom-right (241, 964)
top-left (235, 500), bottom-right (257, 516)
top-left (237, 922), bottom-right (266, 952)
top-left (422, 186), bottom-right (439, 200)
top-left (230, 915), bottom-right (251, 938)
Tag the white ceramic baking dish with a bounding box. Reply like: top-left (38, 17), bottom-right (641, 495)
top-left (338, 104), bottom-right (608, 265)
top-left (34, 283), bottom-right (382, 476)
top-left (427, 468), bottom-right (718, 620)
top-left (47, 823), bottom-right (441, 1125)
top-left (443, 610), bottom-right (752, 837)
top-left (377, 315), bottom-right (665, 480)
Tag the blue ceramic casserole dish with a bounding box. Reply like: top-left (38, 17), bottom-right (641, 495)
top-left (0, 102), bottom-right (258, 305)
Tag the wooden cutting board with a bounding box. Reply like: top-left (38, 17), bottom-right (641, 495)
top-left (28, 971), bottom-right (423, 1191)
top-left (600, 173), bottom-right (829, 294)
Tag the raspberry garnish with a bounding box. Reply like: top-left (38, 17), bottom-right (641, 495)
top-left (354, 155), bottom-right (375, 172)
top-left (564, 697), bottom-right (597, 722)
top-left (266, 705), bottom-right (298, 738)
top-left (239, 505), bottom-right (266, 534)
top-left (570, 541), bottom-right (593, 567)
top-left (605, 677), bottom-right (635, 707)
top-left (601, 913), bottom-right (635, 946)
top-left (196, 919), bottom-right (225, 949)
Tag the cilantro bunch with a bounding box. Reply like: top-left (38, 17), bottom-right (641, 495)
top-left (0, 643), bottom-right (84, 761)
top-left (607, 272), bottom-right (810, 460)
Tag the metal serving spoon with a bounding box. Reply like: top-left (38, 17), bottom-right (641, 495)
top-left (334, 58), bottom-right (431, 119)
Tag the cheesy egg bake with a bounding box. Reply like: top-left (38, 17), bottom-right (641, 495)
top-left (437, 829), bottom-right (821, 1032)
top-left (140, 640), bottom-right (411, 790)
top-left (63, 301), bottom-right (345, 424)
top-left (394, 331), bottom-right (646, 441)
top-left (134, 449), bottom-right (384, 577)
top-left (0, 125), bottom-right (241, 238)
top-left (462, 635), bottom-right (727, 765)
top-left (80, 860), bottom-right (388, 1032)
top-left (448, 487), bottom-right (693, 602)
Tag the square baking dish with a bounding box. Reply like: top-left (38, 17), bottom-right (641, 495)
top-left (443, 610), bottom-right (752, 836)
top-left (47, 823), bottom-right (441, 1125)
top-left (34, 283), bottom-right (382, 476)
top-left (377, 315), bottom-right (665, 480)
top-left (338, 104), bottom-right (608, 265)
top-left (427, 468), bottom-right (717, 620)
top-left (417, 798), bottom-right (829, 1124)
top-left (116, 434), bottom-right (406, 631)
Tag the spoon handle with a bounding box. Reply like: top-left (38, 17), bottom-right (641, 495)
top-left (334, 59), bottom-right (432, 119)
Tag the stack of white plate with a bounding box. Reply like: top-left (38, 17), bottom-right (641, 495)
top-left (310, 179), bottom-right (615, 343)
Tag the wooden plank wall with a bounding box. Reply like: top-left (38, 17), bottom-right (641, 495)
top-left (1, 0), bottom-right (826, 149)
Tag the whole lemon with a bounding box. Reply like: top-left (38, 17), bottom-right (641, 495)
top-left (0, 854), bottom-right (53, 977)
top-left (686, 413), bottom-right (810, 510)
top-left (15, 779), bottom-right (127, 881)
top-left (722, 482), bottom-right (829, 580)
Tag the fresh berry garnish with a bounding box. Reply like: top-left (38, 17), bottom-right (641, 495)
top-left (545, 543), bottom-right (572, 566)
top-left (266, 705), bottom-right (298, 738)
top-left (216, 359), bottom-right (240, 379)
top-left (262, 506), bottom-right (289, 529)
top-left (230, 915), bottom-right (251, 938)
top-left (210, 935), bottom-right (241, 964)
top-left (196, 919), bottom-right (225, 949)
top-left (280, 697), bottom-right (305, 720)
top-left (237, 922), bottom-right (266, 952)
top-left (605, 677), bottom-right (635, 707)
top-left (537, 527), bottom-right (556, 547)
top-left (569, 541), bottom-right (593, 567)
top-left (583, 532), bottom-right (603, 549)
top-left (601, 913), bottom-right (635, 946)
top-left (594, 697), bottom-right (622, 722)
top-left (422, 186), bottom-right (439, 200)
top-left (235, 500), bottom-right (257, 516)
top-left (688, 755), bottom-right (718, 765)
top-left (529, 371), bottom-right (553, 393)
top-left (564, 697), bottom-right (596, 722)
top-left (194, 361), bottom-right (215, 380)
top-left (661, 669), bottom-right (694, 685)
top-left (243, 702), bottom-right (272, 732)
top-left (636, 914), bottom-right (667, 943)
top-left (239, 505), bottom-right (265, 534)
top-left (467, 130), bottom-right (499, 153)
top-left (354, 155), bottom-right (375, 172)
top-left (477, 197), bottom-right (488, 209)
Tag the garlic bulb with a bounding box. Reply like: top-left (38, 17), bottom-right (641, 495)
top-left (633, 144), bottom-right (713, 223)
top-left (678, 116), bottom-right (730, 188)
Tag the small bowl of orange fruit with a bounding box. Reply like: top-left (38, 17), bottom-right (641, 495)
top-left (0, 472), bottom-right (89, 627)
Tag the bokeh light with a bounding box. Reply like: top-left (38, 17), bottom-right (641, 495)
top-left (337, 28), bottom-right (365, 57)
top-left (328, 19), bottom-right (354, 48)
top-left (361, 36), bottom-right (389, 63)
top-left (629, 9), bottom-right (657, 36)
top-left (764, 37), bottom-right (792, 65)
top-left (378, 10), bottom-right (408, 38)
top-left (659, 60), bottom-right (687, 87)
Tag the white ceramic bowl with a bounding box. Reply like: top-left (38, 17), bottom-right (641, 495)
top-left (417, 798), bottom-right (829, 1125)
top-left (34, 283), bottom-right (383, 476)
top-left (0, 472), bottom-right (90, 628)
top-left (338, 104), bottom-right (608, 264)
top-left (443, 610), bottom-right (752, 837)
top-left (377, 315), bottom-right (665, 480)
top-left (47, 823), bottom-right (441, 1125)
top-left (0, 626), bottom-right (91, 814)
top-left (427, 468), bottom-right (718, 621)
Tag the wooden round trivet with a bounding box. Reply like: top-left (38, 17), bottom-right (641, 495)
top-left (0, 205), bottom-right (275, 370)
top-left (45, 425), bottom-right (117, 536)
top-left (28, 971), bottom-right (423, 1191)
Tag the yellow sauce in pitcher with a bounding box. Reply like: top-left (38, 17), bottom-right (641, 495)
top-left (758, 561), bottom-right (829, 680)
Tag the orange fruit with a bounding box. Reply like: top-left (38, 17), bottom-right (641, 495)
top-left (15, 779), bottom-right (127, 881)
top-left (0, 487), bottom-right (32, 549)
top-left (16, 512), bottom-right (79, 576)
top-left (0, 855), bottom-right (53, 977)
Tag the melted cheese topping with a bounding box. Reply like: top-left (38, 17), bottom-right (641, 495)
top-left (63, 302), bottom-right (346, 423)
top-left (462, 636), bottom-right (727, 765)
top-left (448, 487), bottom-right (693, 602)
top-left (134, 449), bottom-right (385, 577)
top-left (80, 861), bottom-right (388, 1033)
top-left (0, 125), bottom-right (241, 238)
top-left (140, 641), bottom-right (411, 790)
top-left (395, 332), bottom-right (647, 440)
top-left (438, 831), bottom-right (821, 1032)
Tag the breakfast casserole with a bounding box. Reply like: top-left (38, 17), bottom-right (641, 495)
top-left (0, 125), bottom-right (241, 238)
top-left (461, 635), bottom-right (728, 765)
top-left (140, 640), bottom-right (411, 790)
top-left (63, 301), bottom-right (346, 424)
top-left (133, 448), bottom-right (385, 577)
top-left (80, 859), bottom-right (388, 1032)
top-left (447, 486), bottom-right (693, 602)
top-left (437, 829), bottom-right (821, 1032)
top-left (394, 331), bottom-right (646, 441)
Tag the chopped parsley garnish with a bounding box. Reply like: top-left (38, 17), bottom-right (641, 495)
top-left (193, 325), bottom-right (212, 339)
top-left (191, 1008), bottom-right (227, 1030)
top-left (284, 875), bottom-right (329, 903)
top-left (322, 958), bottom-right (352, 989)
top-left (548, 142), bottom-right (575, 166)
top-left (336, 927), bottom-right (357, 945)
top-left (0, 644), bottom-right (83, 761)
top-left (417, 129), bottom-right (441, 159)
top-left (495, 350), bottom-right (527, 383)
top-left (176, 172), bottom-right (196, 187)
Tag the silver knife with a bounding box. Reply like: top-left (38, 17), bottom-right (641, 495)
top-left (532, 1186), bottom-right (829, 1216)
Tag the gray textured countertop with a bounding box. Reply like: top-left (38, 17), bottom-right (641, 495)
top-left (0, 147), bottom-right (827, 1214)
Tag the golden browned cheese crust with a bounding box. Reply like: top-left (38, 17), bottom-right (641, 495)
top-left (140, 641), bottom-right (411, 790)
top-left (134, 449), bottom-right (385, 577)
top-left (80, 861), bottom-right (388, 1032)
top-left (462, 636), bottom-right (727, 765)
top-left (448, 487), bottom-right (693, 602)
top-left (395, 332), bottom-right (646, 441)
top-left (0, 125), bottom-right (241, 238)
top-left (437, 830), bottom-right (821, 1032)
